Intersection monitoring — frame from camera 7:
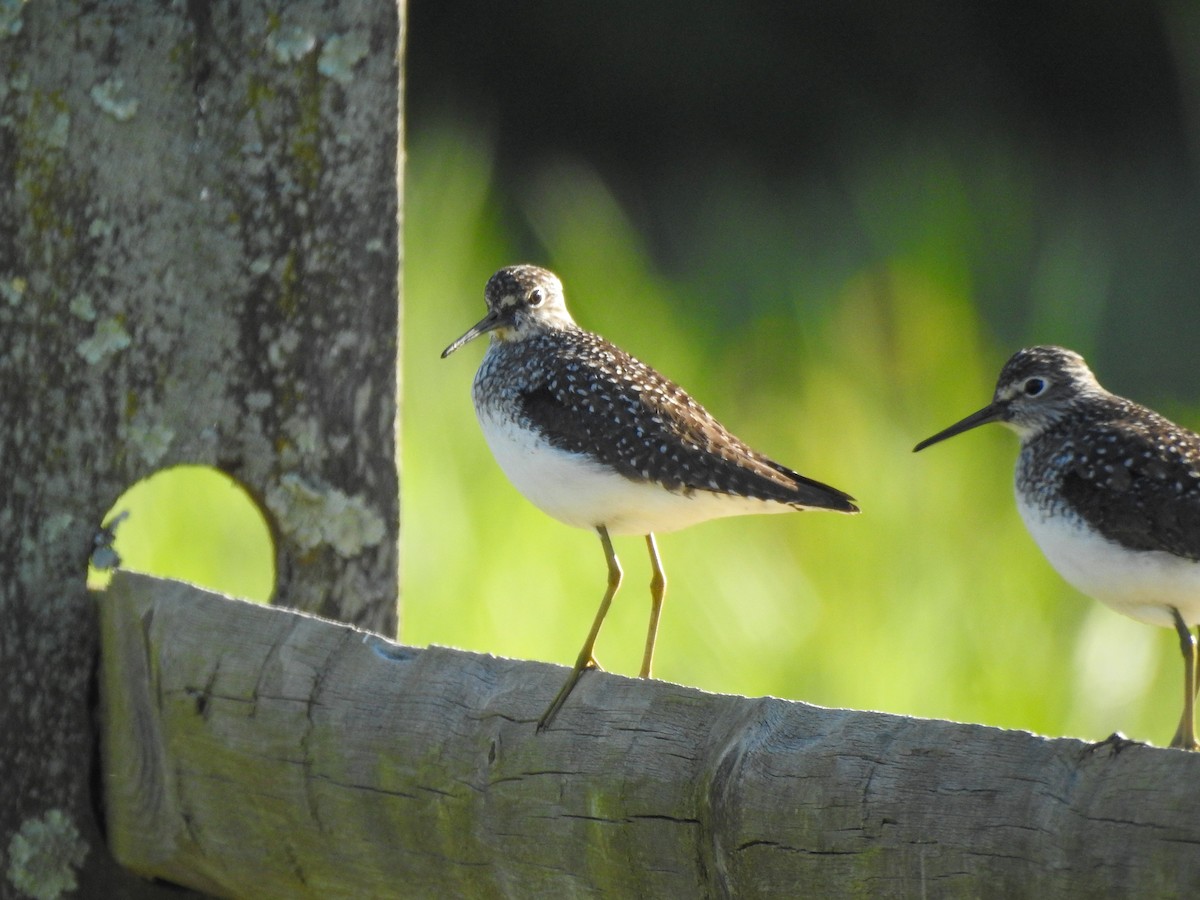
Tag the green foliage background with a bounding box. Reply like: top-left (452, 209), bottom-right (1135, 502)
top-left (103, 122), bottom-right (1195, 749)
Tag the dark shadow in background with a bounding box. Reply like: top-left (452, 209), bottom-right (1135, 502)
top-left (408, 1), bottom-right (1200, 403)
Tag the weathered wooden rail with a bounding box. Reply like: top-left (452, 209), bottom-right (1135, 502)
top-left (100, 571), bottom-right (1200, 898)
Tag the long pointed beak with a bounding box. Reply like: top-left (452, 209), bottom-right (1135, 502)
top-left (913, 402), bottom-right (1005, 452)
top-left (441, 308), bottom-right (505, 358)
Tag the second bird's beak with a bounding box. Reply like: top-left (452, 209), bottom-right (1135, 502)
top-left (442, 308), bottom-right (507, 359)
top-left (913, 402), bottom-right (1005, 452)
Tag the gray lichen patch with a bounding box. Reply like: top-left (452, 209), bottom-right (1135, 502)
top-left (0, 0), bottom-right (24, 40)
top-left (317, 31), bottom-right (369, 85)
top-left (5, 809), bottom-right (89, 900)
top-left (265, 473), bottom-right (386, 557)
top-left (89, 77), bottom-right (139, 121)
top-left (123, 418), bottom-right (176, 467)
top-left (267, 25), bottom-right (316, 64)
top-left (68, 292), bottom-right (96, 321)
top-left (75, 317), bottom-right (131, 364)
top-left (1, 275), bottom-right (26, 305)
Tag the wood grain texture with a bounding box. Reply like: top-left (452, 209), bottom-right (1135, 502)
top-left (100, 572), bottom-right (1200, 899)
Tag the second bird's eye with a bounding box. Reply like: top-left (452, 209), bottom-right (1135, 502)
top-left (528, 288), bottom-right (545, 307)
top-left (1024, 377), bottom-right (1046, 396)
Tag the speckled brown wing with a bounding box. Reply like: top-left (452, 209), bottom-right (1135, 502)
top-left (1057, 414), bottom-right (1200, 561)
top-left (516, 330), bottom-right (858, 513)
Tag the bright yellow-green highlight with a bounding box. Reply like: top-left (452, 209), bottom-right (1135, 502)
top-left (90, 464), bottom-right (275, 603)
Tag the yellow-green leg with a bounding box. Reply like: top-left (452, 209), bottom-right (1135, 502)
top-left (1168, 608), bottom-right (1198, 751)
top-left (639, 533), bottom-right (666, 679)
top-left (537, 526), bottom-right (622, 731)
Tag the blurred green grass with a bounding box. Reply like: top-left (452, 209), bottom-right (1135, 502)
top-left (107, 121), bottom-right (1194, 748)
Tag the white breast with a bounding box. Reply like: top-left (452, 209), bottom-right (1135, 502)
top-left (1016, 492), bottom-right (1200, 628)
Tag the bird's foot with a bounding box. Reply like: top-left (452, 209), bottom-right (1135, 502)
top-left (1081, 731), bottom-right (1143, 758)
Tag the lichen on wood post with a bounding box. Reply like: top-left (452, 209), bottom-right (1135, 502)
top-left (0, 1), bottom-right (403, 895)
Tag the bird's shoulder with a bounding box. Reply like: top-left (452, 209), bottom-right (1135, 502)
top-left (514, 329), bottom-right (743, 458)
top-left (1053, 405), bottom-right (1200, 559)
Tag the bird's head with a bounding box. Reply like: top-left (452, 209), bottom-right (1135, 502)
top-left (442, 265), bottom-right (577, 358)
top-left (914, 345), bottom-right (1107, 450)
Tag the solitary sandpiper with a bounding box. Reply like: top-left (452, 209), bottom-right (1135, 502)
top-left (442, 264), bottom-right (859, 728)
top-left (915, 345), bottom-right (1200, 750)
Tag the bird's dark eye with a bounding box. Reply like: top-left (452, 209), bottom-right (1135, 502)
top-left (527, 288), bottom-right (545, 307)
top-left (1024, 377), bottom-right (1046, 396)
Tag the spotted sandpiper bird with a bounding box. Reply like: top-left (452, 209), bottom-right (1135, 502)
top-left (442, 264), bottom-right (859, 729)
top-left (914, 345), bottom-right (1200, 750)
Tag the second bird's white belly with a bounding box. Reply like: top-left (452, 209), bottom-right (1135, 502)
top-left (477, 410), bottom-right (790, 536)
top-left (1016, 492), bottom-right (1200, 628)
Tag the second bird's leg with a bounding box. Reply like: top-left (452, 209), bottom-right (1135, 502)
top-left (1191, 625), bottom-right (1200, 713)
top-left (1168, 608), bottom-right (1198, 751)
top-left (537, 526), bottom-right (622, 731)
top-left (639, 533), bottom-right (666, 679)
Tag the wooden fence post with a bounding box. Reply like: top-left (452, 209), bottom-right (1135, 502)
top-left (0, 2), bottom-right (402, 895)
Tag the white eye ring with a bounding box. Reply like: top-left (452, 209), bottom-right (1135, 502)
top-left (528, 288), bottom-right (545, 307)
top-left (1024, 377), bottom-right (1046, 397)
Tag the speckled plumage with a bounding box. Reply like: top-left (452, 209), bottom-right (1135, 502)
top-left (915, 344), bottom-right (1200, 749)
